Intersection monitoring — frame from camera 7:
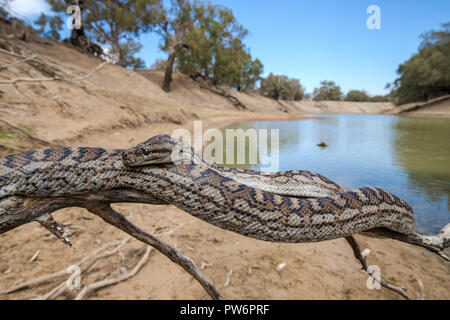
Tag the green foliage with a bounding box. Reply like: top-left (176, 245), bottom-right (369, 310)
top-left (239, 57), bottom-right (263, 91)
top-left (119, 40), bottom-right (146, 70)
top-left (150, 58), bottom-right (168, 70)
top-left (41, 0), bottom-right (163, 67)
top-left (393, 23), bottom-right (450, 105)
top-left (176, 2), bottom-right (263, 91)
top-left (312, 81), bottom-right (342, 101)
top-left (344, 90), bottom-right (370, 102)
top-left (419, 22), bottom-right (450, 50)
top-left (344, 90), bottom-right (391, 102)
top-left (260, 73), bottom-right (305, 101)
top-left (369, 95), bottom-right (390, 102)
top-left (35, 13), bottom-right (63, 41)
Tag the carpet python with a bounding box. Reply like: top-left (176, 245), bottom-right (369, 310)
top-left (0, 134), bottom-right (415, 242)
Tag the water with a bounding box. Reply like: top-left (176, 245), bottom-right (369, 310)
top-left (221, 114), bottom-right (450, 234)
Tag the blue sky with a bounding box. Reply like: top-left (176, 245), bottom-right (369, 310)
top-left (7, 0), bottom-right (450, 95)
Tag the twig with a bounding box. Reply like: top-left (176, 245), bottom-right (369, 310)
top-left (0, 189), bottom-right (222, 300)
top-left (223, 269), bottom-right (232, 288)
top-left (0, 58), bottom-right (115, 84)
top-left (1, 238), bottom-right (131, 295)
top-left (29, 222), bottom-right (188, 300)
top-left (0, 188), bottom-right (447, 299)
top-left (345, 236), bottom-right (411, 300)
top-left (0, 54), bottom-right (38, 70)
top-left (75, 245), bottom-right (152, 300)
top-left (73, 59), bottom-right (115, 81)
top-left (361, 226), bottom-right (449, 261)
top-left (0, 77), bottom-right (60, 84)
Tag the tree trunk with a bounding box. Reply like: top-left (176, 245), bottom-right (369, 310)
top-left (64, 1), bottom-right (103, 57)
top-left (162, 50), bottom-right (176, 92)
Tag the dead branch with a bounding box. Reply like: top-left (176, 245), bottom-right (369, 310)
top-left (1, 238), bottom-right (131, 296)
top-left (6, 222), bottom-right (189, 300)
top-left (32, 238), bottom-right (132, 300)
top-left (0, 54), bottom-right (38, 71)
top-left (75, 245), bottom-right (151, 300)
top-left (190, 74), bottom-right (248, 110)
top-left (0, 77), bottom-right (61, 84)
top-left (0, 187), bottom-right (448, 300)
top-left (73, 59), bottom-right (114, 81)
top-left (0, 55), bottom-right (115, 84)
top-left (345, 236), bottom-right (411, 300)
top-left (0, 188), bottom-right (222, 300)
top-left (360, 226), bottom-right (449, 261)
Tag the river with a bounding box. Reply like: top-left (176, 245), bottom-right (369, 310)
top-left (220, 114), bottom-right (450, 234)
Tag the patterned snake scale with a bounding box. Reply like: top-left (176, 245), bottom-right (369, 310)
top-left (0, 134), bottom-right (415, 242)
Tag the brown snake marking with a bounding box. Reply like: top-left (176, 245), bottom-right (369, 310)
top-left (0, 134), bottom-right (415, 242)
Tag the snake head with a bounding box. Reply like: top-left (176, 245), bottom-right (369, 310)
top-left (122, 134), bottom-right (192, 167)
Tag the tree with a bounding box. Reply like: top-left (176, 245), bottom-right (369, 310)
top-left (176, 3), bottom-right (262, 91)
top-left (312, 81), bottom-right (342, 101)
top-left (119, 40), bottom-right (146, 70)
top-left (156, 0), bottom-right (194, 92)
top-left (38, 0), bottom-right (163, 67)
top-left (369, 95), bottom-right (390, 102)
top-left (392, 23), bottom-right (450, 105)
top-left (260, 73), bottom-right (305, 101)
top-left (345, 90), bottom-right (370, 102)
top-left (35, 13), bottom-right (63, 41)
top-left (238, 57), bottom-right (263, 91)
top-left (419, 22), bottom-right (450, 50)
top-left (150, 58), bottom-right (168, 70)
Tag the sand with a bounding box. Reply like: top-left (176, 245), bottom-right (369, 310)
top-left (0, 117), bottom-right (449, 300)
top-left (0, 29), bottom-right (448, 300)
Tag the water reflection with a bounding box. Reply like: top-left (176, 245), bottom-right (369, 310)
top-left (221, 114), bottom-right (450, 234)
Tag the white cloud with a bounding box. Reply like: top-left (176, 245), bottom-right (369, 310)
top-left (8, 0), bottom-right (50, 18)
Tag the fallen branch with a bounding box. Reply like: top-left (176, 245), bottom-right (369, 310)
top-left (74, 59), bottom-right (114, 81)
top-left (75, 245), bottom-right (151, 300)
top-left (0, 188), bottom-right (447, 300)
top-left (190, 74), bottom-right (248, 111)
top-left (0, 53), bottom-right (38, 71)
top-left (5, 222), bottom-right (189, 299)
top-left (345, 236), bottom-right (411, 300)
top-left (0, 189), bottom-right (222, 300)
top-left (1, 238), bottom-right (131, 295)
top-left (32, 238), bottom-right (131, 300)
top-left (0, 57), bottom-right (115, 84)
top-left (360, 226), bottom-right (449, 261)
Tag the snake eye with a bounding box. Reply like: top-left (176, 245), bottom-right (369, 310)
top-left (143, 149), bottom-right (149, 155)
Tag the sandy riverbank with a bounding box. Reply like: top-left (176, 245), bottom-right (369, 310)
top-left (0, 29), bottom-right (448, 300)
top-left (0, 115), bottom-right (449, 300)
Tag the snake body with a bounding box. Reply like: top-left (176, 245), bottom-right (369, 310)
top-left (0, 134), bottom-right (415, 242)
